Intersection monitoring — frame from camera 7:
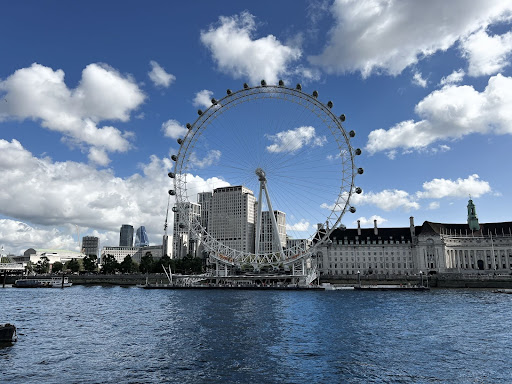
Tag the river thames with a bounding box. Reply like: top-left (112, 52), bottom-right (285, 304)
top-left (1, 286), bottom-right (511, 383)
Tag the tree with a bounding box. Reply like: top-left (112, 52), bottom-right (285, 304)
top-left (120, 255), bottom-right (136, 273)
top-left (83, 254), bottom-right (98, 273)
top-left (34, 256), bottom-right (50, 274)
top-left (102, 254), bottom-right (119, 274)
top-left (139, 252), bottom-right (154, 274)
top-left (65, 258), bottom-right (80, 273)
top-left (52, 261), bottom-right (63, 273)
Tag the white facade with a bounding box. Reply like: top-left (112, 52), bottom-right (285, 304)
top-left (209, 185), bottom-right (256, 253)
top-left (101, 245), bottom-right (163, 264)
top-left (259, 210), bottom-right (286, 253)
top-left (28, 249), bottom-right (85, 266)
top-left (173, 202), bottom-right (201, 259)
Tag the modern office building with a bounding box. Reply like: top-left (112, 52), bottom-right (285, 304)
top-left (258, 210), bottom-right (286, 253)
top-left (119, 224), bottom-right (134, 247)
top-left (198, 192), bottom-right (213, 232)
top-left (208, 185), bottom-right (257, 253)
top-left (135, 226), bottom-right (149, 247)
top-left (82, 236), bottom-right (99, 258)
top-left (173, 202), bottom-right (201, 259)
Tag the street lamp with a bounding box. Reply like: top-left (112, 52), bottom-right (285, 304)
top-left (419, 270), bottom-right (423, 287)
top-left (357, 270), bottom-right (361, 287)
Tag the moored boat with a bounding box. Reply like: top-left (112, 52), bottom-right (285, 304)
top-left (0, 324), bottom-right (17, 342)
top-left (13, 277), bottom-right (72, 288)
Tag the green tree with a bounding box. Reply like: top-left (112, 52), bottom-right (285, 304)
top-left (83, 254), bottom-right (98, 273)
top-left (65, 258), bottom-right (80, 273)
top-left (102, 254), bottom-right (119, 274)
top-left (52, 261), bottom-right (63, 273)
top-left (34, 256), bottom-right (50, 274)
top-left (120, 255), bottom-right (136, 273)
top-left (139, 252), bottom-right (154, 274)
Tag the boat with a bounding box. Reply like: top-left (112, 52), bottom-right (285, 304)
top-left (13, 277), bottom-right (72, 288)
top-left (0, 324), bottom-right (17, 342)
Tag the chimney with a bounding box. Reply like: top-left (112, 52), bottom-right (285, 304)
top-left (357, 220), bottom-right (361, 236)
top-left (374, 219), bottom-right (378, 235)
top-left (410, 216), bottom-right (416, 238)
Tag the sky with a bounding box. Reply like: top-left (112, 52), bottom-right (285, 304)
top-left (1, 0), bottom-right (512, 255)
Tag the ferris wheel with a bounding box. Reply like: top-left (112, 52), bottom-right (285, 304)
top-left (168, 80), bottom-right (363, 270)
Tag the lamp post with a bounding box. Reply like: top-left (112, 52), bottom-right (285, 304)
top-left (357, 270), bottom-right (361, 287)
top-left (419, 270), bottom-right (423, 287)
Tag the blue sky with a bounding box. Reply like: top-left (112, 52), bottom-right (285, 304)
top-left (1, 0), bottom-right (512, 254)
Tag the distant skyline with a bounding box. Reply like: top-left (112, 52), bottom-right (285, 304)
top-left (1, 0), bottom-right (512, 254)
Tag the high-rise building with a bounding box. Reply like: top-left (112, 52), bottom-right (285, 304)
top-left (258, 210), bottom-right (286, 253)
top-left (198, 192), bottom-right (213, 232)
top-left (209, 185), bottom-right (256, 253)
top-left (82, 236), bottom-right (99, 258)
top-left (135, 226), bottom-right (149, 247)
top-left (119, 224), bottom-right (134, 247)
top-left (173, 202), bottom-right (201, 259)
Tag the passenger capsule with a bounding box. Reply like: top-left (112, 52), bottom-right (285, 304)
top-left (211, 98), bottom-right (218, 105)
top-left (349, 206), bottom-right (356, 213)
top-left (349, 130), bottom-right (356, 138)
top-left (278, 80), bottom-right (284, 86)
top-left (327, 101), bottom-right (333, 108)
top-left (312, 90), bottom-right (319, 98)
top-left (355, 148), bottom-right (362, 155)
top-left (186, 123), bottom-right (192, 129)
top-left (226, 89), bottom-right (232, 95)
top-left (168, 172), bottom-right (175, 178)
top-left (261, 80), bottom-right (266, 86)
top-left (197, 109), bottom-right (203, 115)
top-left (296, 83), bottom-right (302, 90)
top-left (171, 155), bottom-right (177, 161)
top-left (243, 83), bottom-right (249, 89)
top-left (357, 167), bottom-right (364, 175)
top-left (168, 189), bottom-right (176, 196)
top-left (177, 138), bottom-right (183, 145)
top-left (172, 206), bottom-right (178, 212)
top-left (340, 114), bottom-right (346, 122)
top-left (355, 187), bottom-right (362, 194)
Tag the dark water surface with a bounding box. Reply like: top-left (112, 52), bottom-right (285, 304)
top-left (1, 286), bottom-right (511, 383)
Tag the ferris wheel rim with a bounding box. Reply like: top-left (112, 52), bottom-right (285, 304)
top-left (171, 82), bottom-right (360, 267)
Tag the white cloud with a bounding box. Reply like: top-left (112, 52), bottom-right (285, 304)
top-left (350, 189), bottom-right (420, 212)
top-left (266, 126), bottom-right (326, 153)
top-left (0, 139), bottom-right (228, 254)
top-left (162, 119), bottom-right (188, 139)
top-left (412, 71), bottom-right (427, 88)
top-left (416, 174), bottom-right (491, 199)
top-left (148, 60), bottom-right (175, 88)
top-left (461, 29), bottom-right (512, 76)
top-left (0, 63), bottom-right (145, 165)
top-left (193, 89), bottom-right (214, 109)
top-left (439, 69), bottom-right (465, 86)
top-left (189, 150), bottom-right (222, 169)
top-left (88, 147), bottom-right (110, 167)
top-left (366, 74), bottom-right (512, 155)
top-left (286, 219), bottom-right (311, 232)
top-left (200, 11), bottom-right (303, 84)
top-left (309, 0), bottom-right (512, 77)
top-left (355, 215), bottom-right (388, 226)
top-left (428, 202), bottom-right (440, 210)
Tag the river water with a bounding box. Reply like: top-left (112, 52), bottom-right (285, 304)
top-left (1, 286), bottom-right (511, 383)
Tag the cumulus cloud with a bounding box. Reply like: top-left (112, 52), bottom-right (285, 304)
top-left (416, 174), bottom-right (491, 199)
top-left (189, 150), bottom-right (222, 169)
top-left (428, 202), bottom-right (440, 210)
top-left (148, 60), bottom-right (176, 88)
top-left (266, 126), bottom-right (326, 153)
top-left (309, 0), bottom-right (512, 77)
top-left (0, 63), bottom-right (145, 165)
top-left (193, 89), bottom-right (214, 109)
top-left (0, 139), bottom-right (228, 254)
top-left (412, 71), bottom-right (427, 88)
top-left (439, 69), bottom-right (465, 86)
top-left (162, 119), bottom-right (188, 139)
top-left (461, 30), bottom-right (512, 76)
top-left (286, 219), bottom-right (311, 232)
top-left (350, 189), bottom-right (420, 212)
top-left (355, 215), bottom-right (388, 226)
top-left (200, 11), bottom-right (303, 84)
top-left (366, 74), bottom-right (512, 155)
